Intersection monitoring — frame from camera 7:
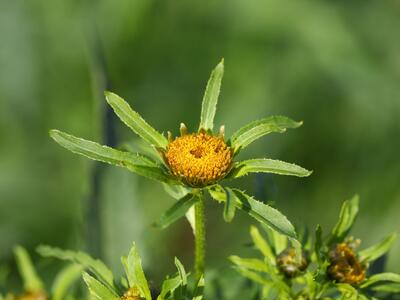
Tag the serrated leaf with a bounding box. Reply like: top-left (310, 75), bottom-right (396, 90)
top-left (155, 193), bottom-right (200, 229)
top-left (14, 246), bottom-right (44, 292)
top-left (105, 91), bottom-right (168, 148)
top-left (228, 159), bottom-right (312, 179)
top-left (199, 60), bottom-right (224, 131)
top-left (222, 187), bottom-right (236, 222)
top-left (360, 273), bottom-right (400, 289)
top-left (249, 226), bottom-right (275, 262)
top-left (82, 273), bottom-right (119, 300)
top-left (359, 233), bottom-right (396, 263)
top-left (52, 264), bottom-right (84, 300)
top-left (229, 256), bottom-right (268, 272)
top-left (329, 195), bottom-right (359, 244)
top-left (230, 116), bottom-right (302, 153)
top-left (157, 275), bottom-right (181, 300)
top-left (37, 245), bottom-right (115, 290)
top-left (50, 130), bottom-right (177, 184)
top-left (122, 243), bottom-right (151, 300)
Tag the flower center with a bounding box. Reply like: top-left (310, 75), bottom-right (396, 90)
top-left (165, 132), bottom-right (233, 187)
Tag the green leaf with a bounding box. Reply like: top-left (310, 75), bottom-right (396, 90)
top-left (37, 245), bottom-right (115, 290)
top-left (228, 158), bottom-right (312, 179)
top-left (337, 283), bottom-right (358, 300)
top-left (192, 275), bottom-right (205, 300)
top-left (229, 256), bottom-right (268, 272)
top-left (105, 91), bottom-right (168, 149)
top-left (329, 195), bottom-right (359, 244)
top-left (154, 193), bottom-right (200, 229)
top-left (315, 225), bottom-right (323, 264)
top-left (174, 257), bottom-right (187, 287)
top-left (52, 264), bottom-right (84, 300)
top-left (360, 273), bottom-right (400, 289)
top-left (371, 283), bottom-right (400, 293)
top-left (50, 130), bottom-right (177, 184)
top-left (359, 233), bottom-right (396, 263)
top-left (82, 273), bottom-right (119, 300)
top-left (199, 59), bottom-right (224, 131)
top-left (232, 189), bottom-right (297, 239)
top-left (157, 275), bottom-right (181, 300)
top-left (122, 243), bottom-right (151, 300)
top-left (222, 187), bottom-right (236, 222)
top-left (232, 267), bottom-right (269, 285)
top-left (14, 246), bottom-right (44, 292)
top-left (230, 116), bottom-right (303, 153)
top-left (249, 226), bottom-right (275, 262)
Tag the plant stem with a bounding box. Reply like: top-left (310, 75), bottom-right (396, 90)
top-left (194, 192), bottom-right (206, 281)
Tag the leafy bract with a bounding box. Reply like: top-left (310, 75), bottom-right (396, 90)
top-left (222, 187), bottom-right (236, 222)
top-left (359, 233), bottom-right (396, 263)
top-left (105, 91), bottom-right (168, 149)
top-left (82, 273), bottom-right (119, 300)
top-left (329, 195), bottom-right (359, 244)
top-left (199, 60), bottom-right (224, 131)
top-left (14, 246), bottom-right (44, 292)
top-left (155, 193), bottom-right (200, 229)
top-left (230, 116), bottom-right (302, 153)
top-left (52, 264), bottom-right (84, 300)
top-left (37, 245), bottom-right (115, 290)
top-left (228, 159), bottom-right (312, 179)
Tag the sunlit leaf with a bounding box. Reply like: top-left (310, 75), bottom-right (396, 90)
top-left (157, 275), bottom-right (181, 300)
top-left (360, 273), bottom-right (400, 289)
top-left (230, 116), bottom-right (302, 153)
top-left (105, 91), bottom-right (168, 149)
top-left (52, 264), bottom-right (84, 300)
top-left (228, 159), bottom-right (312, 179)
top-left (14, 246), bottom-right (44, 292)
top-left (359, 233), bottom-right (396, 263)
top-left (229, 256), bottom-right (268, 272)
top-left (249, 226), bottom-right (275, 262)
top-left (199, 60), bottom-right (224, 131)
top-left (122, 243), bottom-right (151, 300)
top-left (232, 267), bottom-right (269, 285)
top-left (154, 193), bottom-right (200, 229)
top-left (37, 245), bottom-right (115, 290)
top-left (82, 273), bottom-right (119, 300)
top-left (329, 195), bottom-right (359, 244)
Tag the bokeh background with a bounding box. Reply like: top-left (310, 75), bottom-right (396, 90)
top-left (1, 0), bottom-right (400, 295)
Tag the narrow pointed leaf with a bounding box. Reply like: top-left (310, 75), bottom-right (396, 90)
top-left (52, 264), bottom-right (84, 300)
top-left (174, 257), bottom-right (187, 297)
top-left (157, 275), bottom-right (181, 300)
top-left (229, 256), bottom-right (268, 272)
top-left (123, 243), bottom-right (151, 300)
top-left (230, 116), bottom-right (303, 153)
top-left (105, 91), bottom-right (168, 148)
top-left (315, 225), bottom-right (323, 264)
top-left (359, 233), bottom-right (396, 263)
top-left (199, 60), bottom-right (224, 131)
top-left (360, 273), bottom-right (400, 288)
top-left (82, 273), bottom-right (119, 300)
top-left (192, 275), bottom-right (205, 300)
top-left (37, 245), bottom-right (115, 289)
top-left (329, 195), bottom-right (359, 244)
top-left (14, 246), bottom-right (44, 292)
top-left (155, 193), bottom-right (200, 229)
top-left (250, 226), bottom-right (275, 261)
top-left (223, 187), bottom-right (236, 222)
top-left (228, 159), bottom-right (312, 179)
top-left (50, 130), bottom-right (177, 184)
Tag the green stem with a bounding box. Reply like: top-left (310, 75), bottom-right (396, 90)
top-left (194, 192), bottom-right (206, 281)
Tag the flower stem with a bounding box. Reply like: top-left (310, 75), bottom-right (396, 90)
top-left (194, 192), bottom-right (206, 281)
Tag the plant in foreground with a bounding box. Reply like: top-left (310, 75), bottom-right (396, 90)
top-left (38, 243), bottom-right (202, 300)
top-left (0, 246), bottom-right (82, 300)
top-left (230, 195), bottom-right (400, 299)
top-left (49, 60), bottom-right (311, 281)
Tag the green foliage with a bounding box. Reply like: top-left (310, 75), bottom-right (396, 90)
top-left (14, 246), bottom-right (44, 292)
top-left (52, 264), bottom-right (84, 300)
top-left (82, 273), bottom-right (119, 300)
top-left (358, 233), bottom-right (397, 263)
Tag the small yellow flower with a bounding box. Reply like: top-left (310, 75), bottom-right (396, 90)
top-left (327, 242), bottom-right (366, 285)
top-left (276, 247), bottom-right (308, 278)
top-left (120, 287), bottom-right (142, 300)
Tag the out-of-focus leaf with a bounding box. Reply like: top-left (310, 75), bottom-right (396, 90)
top-left (192, 275), bottom-right (204, 300)
top-left (315, 225), bottom-right (323, 263)
top-left (52, 264), bottom-right (84, 300)
top-left (154, 193), bottom-right (200, 229)
top-left (337, 283), bottom-right (358, 300)
top-left (250, 226), bottom-right (275, 262)
top-left (360, 273), bottom-right (400, 288)
top-left (222, 187), bottom-right (236, 222)
top-left (371, 283), bottom-right (400, 293)
top-left (82, 273), bottom-right (119, 300)
top-left (227, 159), bottom-right (312, 179)
top-left (229, 116), bottom-right (302, 153)
top-left (232, 267), bottom-right (269, 285)
top-left (105, 91), bottom-right (168, 149)
top-left (359, 233), bottom-right (396, 263)
top-left (199, 59), bottom-right (224, 131)
top-left (329, 195), bottom-right (359, 244)
top-left (229, 256), bottom-right (268, 272)
top-left (122, 243), bottom-right (151, 300)
top-left (162, 184), bottom-right (191, 200)
top-left (157, 274), bottom-right (181, 300)
top-left (14, 246), bottom-right (44, 292)
top-left (37, 245), bottom-right (115, 289)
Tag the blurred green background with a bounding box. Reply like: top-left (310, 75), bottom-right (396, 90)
top-left (1, 0), bottom-right (400, 293)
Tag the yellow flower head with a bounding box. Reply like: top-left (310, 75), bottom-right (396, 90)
top-left (120, 287), bottom-right (141, 300)
top-left (165, 131), bottom-right (233, 187)
top-left (328, 242), bottom-right (366, 285)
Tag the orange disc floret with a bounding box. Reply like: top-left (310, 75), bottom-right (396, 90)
top-left (327, 243), bottom-right (366, 285)
top-left (165, 132), bottom-right (233, 187)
